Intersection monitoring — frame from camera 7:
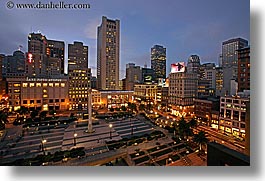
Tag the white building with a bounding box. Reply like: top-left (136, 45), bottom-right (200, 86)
top-left (219, 92), bottom-right (250, 139)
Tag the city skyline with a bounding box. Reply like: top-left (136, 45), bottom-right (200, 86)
top-left (0, 0), bottom-right (250, 78)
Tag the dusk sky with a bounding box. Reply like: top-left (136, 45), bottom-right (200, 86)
top-left (0, 0), bottom-right (250, 78)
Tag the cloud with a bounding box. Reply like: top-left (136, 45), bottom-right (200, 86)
top-left (84, 18), bottom-right (101, 40)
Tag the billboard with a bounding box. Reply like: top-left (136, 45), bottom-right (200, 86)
top-left (171, 62), bottom-right (185, 73)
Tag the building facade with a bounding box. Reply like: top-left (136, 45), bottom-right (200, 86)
top-left (134, 84), bottom-right (158, 105)
top-left (1, 50), bottom-right (25, 76)
top-left (237, 46), bottom-right (250, 92)
top-left (26, 33), bottom-right (48, 77)
top-left (151, 45), bottom-right (166, 81)
top-left (97, 16), bottom-right (120, 90)
top-left (187, 55), bottom-right (201, 74)
top-left (215, 67), bottom-right (223, 97)
top-left (68, 42), bottom-right (91, 111)
top-left (125, 63), bottom-right (142, 91)
top-left (100, 90), bottom-right (133, 109)
top-left (7, 77), bottom-right (69, 111)
top-left (168, 72), bottom-right (198, 117)
top-left (142, 67), bottom-right (155, 84)
top-left (221, 38), bottom-right (248, 96)
top-left (219, 93), bottom-right (250, 139)
top-left (46, 40), bottom-right (65, 76)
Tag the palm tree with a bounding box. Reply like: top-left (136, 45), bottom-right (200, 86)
top-left (193, 131), bottom-right (209, 151)
top-left (189, 118), bottom-right (197, 129)
top-left (176, 117), bottom-right (192, 140)
top-left (0, 111), bottom-right (8, 130)
top-left (139, 104), bottom-right (145, 111)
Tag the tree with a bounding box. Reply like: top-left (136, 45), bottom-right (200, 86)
top-left (176, 117), bottom-right (193, 140)
top-left (128, 102), bottom-right (137, 113)
top-left (121, 106), bottom-right (127, 112)
top-left (30, 110), bottom-right (39, 119)
top-left (146, 104), bottom-right (152, 111)
top-left (189, 118), bottom-right (197, 129)
top-left (0, 111), bottom-right (8, 130)
top-left (193, 131), bottom-right (209, 151)
top-left (40, 111), bottom-right (48, 120)
top-left (139, 104), bottom-right (145, 111)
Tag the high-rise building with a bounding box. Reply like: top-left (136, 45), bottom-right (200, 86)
top-left (221, 38), bottom-right (248, 95)
top-left (46, 40), bottom-right (65, 76)
top-left (142, 67), bottom-right (155, 84)
top-left (168, 70), bottom-right (198, 116)
top-left (68, 42), bottom-right (91, 111)
top-left (68, 42), bottom-right (88, 70)
top-left (187, 55), bottom-right (201, 74)
top-left (26, 33), bottom-right (48, 77)
top-left (215, 67), bottom-right (223, 97)
top-left (1, 50), bottom-right (25, 76)
top-left (151, 45), bottom-right (166, 81)
top-left (125, 63), bottom-right (142, 91)
top-left (97, 16), bottom-right (120, 90)
top-left (237, 46), bottom-right (250, 92)
top-left (198, 63), bottom-right (216, 98)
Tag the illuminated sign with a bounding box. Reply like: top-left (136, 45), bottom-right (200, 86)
top-left (28, 53), bottom-right (33, 63)
top-left (171, 62), bottom-right (185, 73)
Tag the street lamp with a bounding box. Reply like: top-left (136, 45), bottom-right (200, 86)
top-left (41, 137), bottom-right (47, 155)
top-left (74, 132), bottom-right (78, 146)
top-left (166, 158), bottom-right (172, 166)
top-left (109, 124), bottom-right (113, 139)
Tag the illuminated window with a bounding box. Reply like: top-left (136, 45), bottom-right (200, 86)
top-left (14, 89), bottom-right (20, 93)
top-left (43, 83), bottom-right (48, 87)
top-left (30, 83), bottom-right (35, 87)
top-left (61, 83), bottom-right (65, 87)
top-left (55, 83), bottom-right (60, 87)
top-left (14, 83), bottom-right (21, 87)
top-left (23, 83), bottom-right (28, 87)
top-left (49, 83), bottom-right (54, 87)
top-left (43, 94), bottom-right (48, 98)
top-left (36, 83), bottom-right (41, 87)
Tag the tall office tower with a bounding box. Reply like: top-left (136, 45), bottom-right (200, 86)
top-left (151, 45), bottom-right (166, 81)
top-left (221, 38), bottom-right (248, 95)
top-left (97, 16), bottom-right (120, 90)
top-left (68, 42), bottom-right (91, 111)
top-left (187, 55), bottom-right (201, 74)
top-left (198, 63), bottom-right (216, 98)
top-left (26, 32), bottom-right (48, 77)
top-left (215, 67), bottom-right (223, 97)
top-left (46, 40), bottom-right (65, 76)
top-left (142, 67), bottom-right (155, 84)
top-left (1, 50), bottom-right (25, 76)
top-left (237, 46), bottom-right (250, 92)
top-left (125, 63), bottom-right (142, 91)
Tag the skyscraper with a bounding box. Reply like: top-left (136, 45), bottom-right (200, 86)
top-left (237, 46), bottom-right (250, 92)
top-left (1, 50), bottom-right (25, 76)
top-left (46, 40), bottom-right (65, 76)
top-left (97, 16), bottom-right (120, 90)
top-left (68, 42), bottom-right (91, 111)
top-left (221, 38), bottom-right (248, 95)
top-left (26, 32), bottom-right (48, 77)
top-left (125, 63), bottom-right (142, 91)
top-left (151, 45), bottom-right (166, 81)
top-left (187, 55), bottom-right (201, 74)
